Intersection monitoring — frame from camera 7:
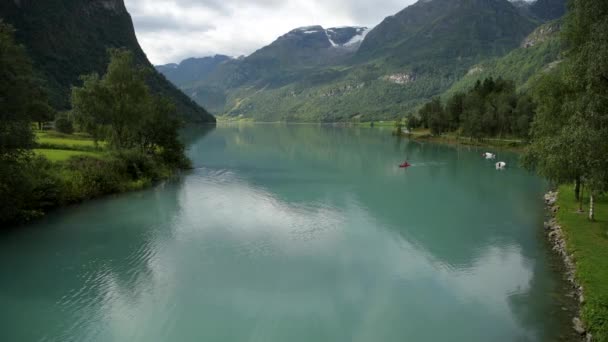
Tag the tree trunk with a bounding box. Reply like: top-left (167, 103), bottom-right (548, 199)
top-left (574, 177), bottom-right (581, 201)
top-left (578, 183), bottom-right (584, 213)
top-left (589, 193), bottom-right (595, 221)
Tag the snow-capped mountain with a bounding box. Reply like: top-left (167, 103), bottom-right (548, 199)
top-left (285, 26), bottom-right (370, 50)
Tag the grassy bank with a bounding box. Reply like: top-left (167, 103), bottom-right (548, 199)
top-left (34, 149), bottom-right (103, 162)
top-left (34, 131), bottom-right (106, 161)
top-left (3, 130), bottom-right (183, 226)
top-left (557, 186), bottom-right (608, 340)
top-left (406, 129), bottom-right (526, 151)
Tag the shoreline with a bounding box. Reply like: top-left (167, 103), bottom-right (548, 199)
top-left (544, 190), bottom-right (590, 341)
top-left (406, 132), bottom-right (526, 152)
top-left (3, 160), bottom-right (186, 231)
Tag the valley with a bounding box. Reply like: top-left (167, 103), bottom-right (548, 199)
top-left (156, 0), bottom-right (565, 122)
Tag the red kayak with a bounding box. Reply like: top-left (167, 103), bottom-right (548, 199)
top-left (399, 161), bottom-right (411, 168)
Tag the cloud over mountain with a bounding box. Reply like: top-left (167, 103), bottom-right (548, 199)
top-left (125, 0), bottom-right (414, 64)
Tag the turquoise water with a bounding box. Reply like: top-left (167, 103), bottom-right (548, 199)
top-left (0, 125), bottom-right (572, 341)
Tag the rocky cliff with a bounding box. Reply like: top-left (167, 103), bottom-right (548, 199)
top-left (0, 0), bottom-right (214, 123)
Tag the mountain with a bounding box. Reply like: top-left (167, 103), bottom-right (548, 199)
top-left (159, 0), bottom-right (556, 122)
top-left (446, 20), bottom-right (562, 95)
top-left (219, 25), bottom-right (370, 88)
top-left (0, 0), bottom-right (214, 123)
top-left (156, 55), bottom-right (231, 85)
top-left (357, 0), bottom-right (538, 67)
top-left (529, 0), bottom-right (567, 21)
top-left (248, 26), bottom-right (370, 67)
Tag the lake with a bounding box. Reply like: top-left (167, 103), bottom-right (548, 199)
top-left (0, 124), bottom-right (574, 341)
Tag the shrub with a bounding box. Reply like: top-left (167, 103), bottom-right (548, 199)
top-left (0, 156), bottom-right (61, 225)
top-left (55, 116), bottom-right (74, 134)
top-left (60, 156), bottom-right (125, 201)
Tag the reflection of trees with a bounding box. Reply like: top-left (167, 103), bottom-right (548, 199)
top-left (0, 178), bottom-right (185, 340)
top-left (180, 124), bottom-right (215, 147)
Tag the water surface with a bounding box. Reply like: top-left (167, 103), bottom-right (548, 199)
top-left (0, 125), bottom-right (571, 341)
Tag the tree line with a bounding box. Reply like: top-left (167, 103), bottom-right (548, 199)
top-left (408, 77), bottom-right (536, 139)
top-left (0, 21), bottom-right (188, 225)
top-left (523, 0), bottom-right (608, 221)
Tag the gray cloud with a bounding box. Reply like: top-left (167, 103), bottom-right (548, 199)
top-left (124, 0), bottom-right (417, 64)
top-left (132, 14), bottom-right (215, 32)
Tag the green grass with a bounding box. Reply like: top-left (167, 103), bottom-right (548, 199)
top-left (34, 130), bottom-right (107, 162)
top-left (557, 186), bottom-right (608, 340)
top-left (36, 131), bottom-right (102, 149)
top-left (34, 149), bottom-right (104, 162)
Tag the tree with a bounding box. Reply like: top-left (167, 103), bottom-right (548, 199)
top-left (0, 21), bottom-right (53, 223)
top-left (72, 49), bottom-right (150, 149)
top-left (406, 115), bottom-right (420, 131)
top-left (55, 114), bottom-right (74, 134)
top-left (71, 48), bottom-right (186, 166)
top-left (0, 21), bottom-right (37, 161)
top-left (419, 98), bottom-right (446, 135)
top-left (512, 94), bottom-right (536, 139)
top-left (445, 92), bottom-right (465, 131)
top-left (29, 101), bottom-right (55, 131)
top-left (523, 0), bottom-right (608, 220)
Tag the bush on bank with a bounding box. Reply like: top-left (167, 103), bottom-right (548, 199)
top-left (2, 150), bottom-right (182, 225)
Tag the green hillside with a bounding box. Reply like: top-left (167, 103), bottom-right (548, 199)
top-left (0, 0), bottom-right (214, 123)
top-left (446, 20), bottom-right (562, 96)
top-left (159, 0), bottom-right (566, 122)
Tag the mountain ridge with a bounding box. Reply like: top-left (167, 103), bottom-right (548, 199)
top-left (157, 0), bottom-right (566, 121)
top-left (0, 0), bottom-right (215, 123)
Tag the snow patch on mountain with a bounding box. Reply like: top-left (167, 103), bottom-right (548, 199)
top-left (343, 28), bottom-right (371, 47)
top-left (325, 31), bottom-right (338, 47)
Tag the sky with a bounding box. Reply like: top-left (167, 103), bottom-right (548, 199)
top-left (124, 0), bottom-right (417, 65)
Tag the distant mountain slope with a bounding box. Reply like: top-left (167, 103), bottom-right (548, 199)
top-left (529, 0), bottom-right (567, 21)
top-left (220, 25), bottom-right (370, 89)
top-left (358, 0), bottom-right (538, 67)
top-left (159, 0), bottom-right (553, 122)
top-left (445, 20), bottom-right (562, 95)
top-left (156, 55), bottom-right (231, 86)
top-left (0, 0), bottom-right (214, 123)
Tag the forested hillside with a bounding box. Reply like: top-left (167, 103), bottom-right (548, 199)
top-left (158, 0), bottom-right (566, 122)
top-left (0, 0), bottom-right (214, 123)
top-left (446, 20), bottom-right (562, 96)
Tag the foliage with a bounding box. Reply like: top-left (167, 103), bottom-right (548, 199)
top-left (412, 77), bottom-right (536, 139)
top-left (72, 49), bottom-right (187, 167)
top-left (0, 0), bottom-right (214, 123)
top-left (0, 21), bottom-right (51, 224)
top-left (1, 45), bottom-right (192, 226)
top-left (28, 99), bottom-right (55, 130)
top-left (0, 21), bottom-right (37, 162)
top-left (523, 0), bottom-right (608, 219)
top-left (54, 114), bottom-right (74, 134)
top-left (446, 21), bottom-right (562, 97)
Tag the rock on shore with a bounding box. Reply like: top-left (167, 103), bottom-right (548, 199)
top-left (544, 191), bottom-right (591, 341)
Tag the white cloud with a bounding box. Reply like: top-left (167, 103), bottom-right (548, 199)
top-left (124, 0), bottom-right (416, 64)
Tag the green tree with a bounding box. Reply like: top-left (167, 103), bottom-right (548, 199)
top-left (512, 94), bottom-right (536, 139)
top-left (72, 48), bottom-right (187, 166)
top-left (0, 22), bottom-right (36, 161)
top-left (445, 92), bottom-right (465, 131)
top-left (523, 0), bottom-right (608, 221)
top-left (72, 49), bottom-right (150, 149)
top-left (0, 21), bottom-right (53, 224)
top-left (419, 98), bottom-right (446, 135)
